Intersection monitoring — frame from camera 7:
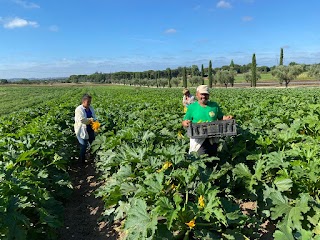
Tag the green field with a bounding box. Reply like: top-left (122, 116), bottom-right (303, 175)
top-left (1, 86), bottom-right (320, 239)
top-left (200, 72), bottom-right (317, 85)
top-left (235, 72), bottom-right (276, 82)
top-left (234, 72), bottom-right (316, 83)
top-left (0, 86), bottom-right (74, 115)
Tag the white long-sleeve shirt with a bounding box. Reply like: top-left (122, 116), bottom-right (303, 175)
top-left (182, 95), bottom-right (195, 107)
top-left (74, 105), bottom-right (96, 144)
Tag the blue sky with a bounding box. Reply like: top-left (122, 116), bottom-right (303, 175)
top-left (0, 0), bottom-right (319, 78)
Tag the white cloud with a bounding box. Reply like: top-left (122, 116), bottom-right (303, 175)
top-left (164, 28), bottom-right (177, 34)
top-left (2, 17), bottom-right (39, 29)
top-left (242, 16), bottom-right (253, 22)
top-left (49, 25), bottom-right (59, 32)
top-left (12, 0), bottom-right (40, 9)
top-left (216, 0), bottom-right (232, 8)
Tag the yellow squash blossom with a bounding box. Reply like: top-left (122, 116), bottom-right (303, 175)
top-left (177, 131), bottom-right (183, 139)
top-left (91, 121), bottom-right (101, 132)
top-left (198, 195), bottom-right (205, 208)
top-left (183, 106), bottom-right (187, 113)
top-left (171, 184), bottom-right (176, 191)
top-left (185, 219), bottom-right (196, 229)
top-left (163, 161), bottom-right (172, 170)
top-left (157, 161), bottom-right (172, 172)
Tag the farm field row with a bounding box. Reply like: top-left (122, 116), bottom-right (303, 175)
top-left (0, 86), bottom-right (84, 239)
top-left (90, 87), bottom-right (320, 239)
top-left (1, 86), bottom-right (320, 239)
top-left (0, 86), bottom-right (80, 115)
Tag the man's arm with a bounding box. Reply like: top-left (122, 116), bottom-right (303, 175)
top-left (182, 120), bottom-right (191, 127)
top-left (75, 107), bottom-right (93, 125)
top-left (222, 115), bottom-right (233, 120)
top-left (217, 104), bottom-right (233, 120)
top-left (182, 106), bottom-right (192, 127)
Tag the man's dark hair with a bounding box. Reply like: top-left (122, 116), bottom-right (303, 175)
top-left (81, 94), bottom-right (92, 103)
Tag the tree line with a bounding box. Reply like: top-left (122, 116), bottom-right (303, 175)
top-left (1, 48), bottom-right (320, 87)
top-left (64, 63), bottom-right (271, 85)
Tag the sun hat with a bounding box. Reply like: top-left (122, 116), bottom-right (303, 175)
top-left (183, 88), bottom-right (190, 94)
top-left (196, 85), bottom-right (209, 94)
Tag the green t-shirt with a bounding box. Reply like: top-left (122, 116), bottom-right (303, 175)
top-left (183, 101), bottom-right (224, 123)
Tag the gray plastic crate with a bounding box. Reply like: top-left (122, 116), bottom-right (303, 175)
top-left (187, 119), bottom-right (237, 139)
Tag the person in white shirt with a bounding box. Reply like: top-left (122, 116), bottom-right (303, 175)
top-left (74, 94), bottom-right (96, 163)
top-left (182, 88), bottom-right (195, 112)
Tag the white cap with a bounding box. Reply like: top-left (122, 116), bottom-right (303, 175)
top-left (196, 85), bottom-right (209, 94)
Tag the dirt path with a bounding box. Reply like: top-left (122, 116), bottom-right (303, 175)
top-left (58, 158), bottom-right (118, 240)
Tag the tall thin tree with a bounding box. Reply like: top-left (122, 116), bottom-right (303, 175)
top-left (230, 59), bottom-right (235, 68)
top-left (280, 48), bottom-right (284, 66)
top-left (183, 67), bottom-right (187, 87)
top-left (251, 54), bottom-right (257, 87)
top-left (155, 72), bottom-right (158, 88)
top-left (167, 68), bottom-right (172, 88)
top-left (208, 60), bottom-right (213, 88)
top-left (201, 64), bottom-right (205, 84)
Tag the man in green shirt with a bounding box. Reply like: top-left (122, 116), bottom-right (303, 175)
top-left (182, 85), bottom-right (232, 156)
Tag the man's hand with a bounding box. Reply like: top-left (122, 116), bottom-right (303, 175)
top-left (182, 120), bottom-right (191, 128)
top-left (87, 118), bottom-right (94, 124)
top-left (223, 115), bottom-right (233, 120)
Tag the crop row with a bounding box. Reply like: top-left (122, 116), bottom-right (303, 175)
top-left (92, 87), bottom-right (320, 239)
top-left (0, 88), bottom-right (84, 239)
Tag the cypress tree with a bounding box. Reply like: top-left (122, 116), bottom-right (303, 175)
top-left (201, 64), bottom-right (204, 84)
top-left (251, 54), bottom-right (257, 87)
top-left (167, 68), bottom-right (172, 88)
top-left (183, 67), bottom-right (187, 87)
top-left (230, 59), bottom-right (235, 68)
top-left (155, 72), bottom-right (158, 88)
top-left (208, 60), bottom-right (213, 88)
top-left (280, 48), bottom-right (284, 66)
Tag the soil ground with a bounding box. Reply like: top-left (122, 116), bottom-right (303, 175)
top-left (58, 157), bottom-right (119, 240)
top-left (241, 202), bottom-right (275, 240)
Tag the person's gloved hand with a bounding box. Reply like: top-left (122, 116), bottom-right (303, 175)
top-left (87, 118), bottom-right (94, 124)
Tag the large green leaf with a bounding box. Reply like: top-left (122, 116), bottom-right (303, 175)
top-left (16, 149), bottom-right (38, 163)
top-left (114, 201), bottom-right (130, 221)
top-left (120, 182), bottom-right (139, 195)
top-left (233, 163), bottom-right (258, 193)
top-left (273, 223), bottom-right (294, 240)
top-left (144, 172), bottom-right (164, 194)
top-left (124, 199), bottom-right (158, 240)
top-left (208, 163), bottom-right (232, 181)
top-left (202, 189), bottom-right (226, 225)
top-left (155, 197), bottom-right (178, 230)
top-left (116, 164), bottom-right (133, 179)
top-left (274, 177), bottom-right (293, 192)
top-left (270, 192), bottom-right (311, 231)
